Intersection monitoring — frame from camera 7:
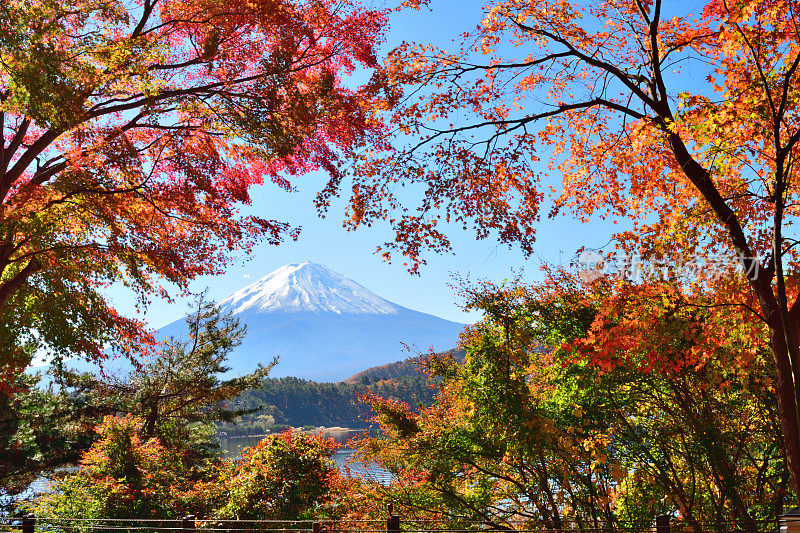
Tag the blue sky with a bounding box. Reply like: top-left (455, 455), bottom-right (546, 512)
top-left (109, 0), bottom-right (613, 328)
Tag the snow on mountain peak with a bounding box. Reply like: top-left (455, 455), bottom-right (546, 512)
top-left (219, 262), bottom-right (403, 315)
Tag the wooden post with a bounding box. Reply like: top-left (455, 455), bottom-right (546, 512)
top-left (386, 504), bottom-right (400, 533)
top-left (655, 515), bottom-right (669, 533)
top-left (780, 510), bottom-right (800, 533)
top-left (22, 514), bottom-right (34, 533)
top-left (182, 515), bottom-right (196, 533)
top-left (313, 523), bottom-right (325, 533)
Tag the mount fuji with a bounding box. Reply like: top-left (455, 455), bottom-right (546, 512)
top-left (157, 262), bottom-right (465, 382)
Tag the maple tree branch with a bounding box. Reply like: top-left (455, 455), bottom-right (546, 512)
top-left (662, 31), bottom-right (719, 62)
top-left (37, 183), bottom-right (150, 213)
top-left (27, 160), bottom-right (69, 189)
top-left (433, 52), bottom-right (576, 76)
top-left (0, 129), bottom-right (63, 202)
top-left (788, 291), bottom-right (800, 321)
top-left (777, 54), bottom-right (800, 126)
top-left (8, 243), bottom-right (120, 265)
top-left (639, 45), bottom-right (774, 308)
top-left (3, 104), bottom-right (203, 205)
top-left (427, 485), bottom-right (512, 529)
top-left (135, 8), bottom-right (250, 39)
top-left (0, 12), bottom-right (350, 202)
top-left (511, 19), bottom-right (656, 109)
top-left (0, 107), bottom-right (4, 174)
top-left (0, 228), bottom-right (14, 267)
top-left (5, 118), bottom-right (29, 154)
top-left (409, 98), bottom-right (644, 155)
top-left (632, 0), bottom-right (651, 25)
top-left (645, 0), bottom-right (670, 106)
top-left (729, 10), bottom-right (778, 120)
top-left (690, 157), bottom-right (767, 283)
top-left (1, 118), bottom-right (29, 175)
top-left (148, 56), bottom-right (208, 71)
top-left (676, 300), bottom-right (767, 324)
top-left (20, 113), bottom-right (155, 193)
top-left (85, 68), bottom-right (294, 119)
top-left (131, 0), bottom-right (158, 39)
top-left (0, 258), bottom-right (41, 310)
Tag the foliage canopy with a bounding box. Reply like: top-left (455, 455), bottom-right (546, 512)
top-left (344, 0), bottom-right (800, 504)
top-left (357, 282), bottom-right (786, 531)
top-left (0, 0), bottom-right (386, 381)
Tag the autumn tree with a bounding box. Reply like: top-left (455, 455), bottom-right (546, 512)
top-left (0, 369), bottom-right (106, 497)
top-left (0, 0), bottom-right (387, 384)
top-left (0, 295), bottom-right (271, 497)
top-left (357, 282), bottom-right (786, 532)
top-left (102, 294), bottom-right (272, 467)
top-left (212, 431), bottom-right (340, 521)
top-left (33, 423), bottom-right (341, 520)
top-left (32, 416), bottom-right (193, 520)
top-left (341, 0), bottom-right (800, 504)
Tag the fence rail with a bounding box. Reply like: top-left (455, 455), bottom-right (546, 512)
top-left (0, 512), bottom-right (782, 533)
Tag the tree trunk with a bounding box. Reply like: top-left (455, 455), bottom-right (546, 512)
top-left (142, 398), bottom-right (160, 438)
top-left (769, 322), bottom-right (800, 508)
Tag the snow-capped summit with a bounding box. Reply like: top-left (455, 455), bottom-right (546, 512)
top-left (159, 262), bottom-right (465, 381)
top-left (219, 262), bottom-right (401, 315)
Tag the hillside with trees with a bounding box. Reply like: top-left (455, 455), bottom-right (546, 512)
top-left (220, 357), bottom-right (449, 434)
top-left (345, 349), bottom-right (465, 384)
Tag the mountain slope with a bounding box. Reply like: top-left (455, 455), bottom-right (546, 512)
top-left (219, 262), bottom-right (401, 315)
top-left (159, 262), bottom-right (465, 382)
top-left (345, 348), bottom-right (466, 384)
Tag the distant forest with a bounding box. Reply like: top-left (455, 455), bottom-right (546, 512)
top-left (218, 350), bottom-right (464, 435)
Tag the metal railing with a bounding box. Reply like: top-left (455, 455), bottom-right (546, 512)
top-left (0, 512), bottom-right (780, 533)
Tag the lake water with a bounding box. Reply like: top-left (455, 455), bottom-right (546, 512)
top-left (218, 427), bottom-right (368, 452)
top-left (218, 431), bottom-right (392, 484)
top-left (6, 431), bottom-right (392, 504)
